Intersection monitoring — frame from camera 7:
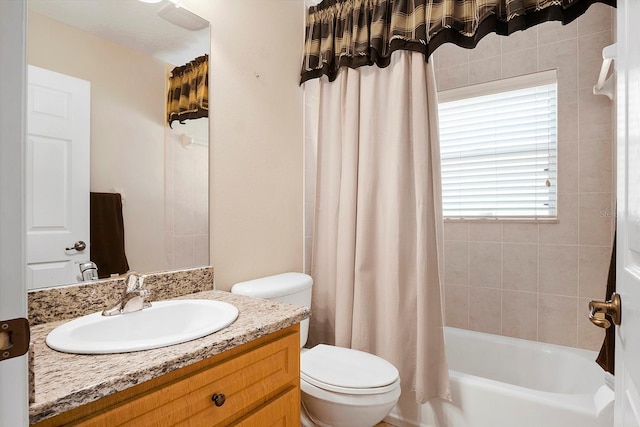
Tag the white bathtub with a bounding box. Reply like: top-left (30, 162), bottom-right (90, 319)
top-left (387, 327), bottom-right (614, 427)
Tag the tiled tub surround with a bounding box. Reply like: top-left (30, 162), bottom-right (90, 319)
top-left (29, 290), bottom-right (309, 424)
top-left (28, 267), bottom-right (214, 326)
top-left (436, 4), bottom-right (615, 351)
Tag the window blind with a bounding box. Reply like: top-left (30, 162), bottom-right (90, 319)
top-left (438, 72), bottom-right (558, 220)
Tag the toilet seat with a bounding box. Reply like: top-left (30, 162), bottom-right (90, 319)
top-left (301, 344), bottom-right (400, 395)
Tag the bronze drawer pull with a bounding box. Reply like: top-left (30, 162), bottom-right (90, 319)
top-left (211, 393), bottom-right (226, 407)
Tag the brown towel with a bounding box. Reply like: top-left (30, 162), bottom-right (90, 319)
top-left (90, 192), bottom-right (129, 279)
top-left (596, 233), bottom-right (616, 374)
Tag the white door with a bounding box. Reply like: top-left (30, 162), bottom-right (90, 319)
top-left (0, 1), bottom-right (29, 425)
top-left (615, 1), bottom-right (640, 426)
top-left (26, 66), bottom-right (90, 289)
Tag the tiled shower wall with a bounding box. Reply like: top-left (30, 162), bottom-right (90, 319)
top-left (165, 118), bottom-right (210, 270)
top-left (436, 4), bottom-right (615, 350)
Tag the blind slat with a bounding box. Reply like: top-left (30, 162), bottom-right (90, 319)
top-left (438, 77), bottom-right (558, 219)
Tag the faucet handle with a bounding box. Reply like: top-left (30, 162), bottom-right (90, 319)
top-left (102, 272), bottom-right (151, 316)
top-left (123, 271), bottom-right (143, 292)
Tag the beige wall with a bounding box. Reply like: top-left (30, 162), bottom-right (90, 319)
top-left (436, 4), bottom-right (615, 350)
top-left (183, 0), bottom-right (305, 290)
top-left (27, 11), bottom-right (167, 276)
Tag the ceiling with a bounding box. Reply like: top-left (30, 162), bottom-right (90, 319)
top-left (28, 0), bottom-right (209, 66)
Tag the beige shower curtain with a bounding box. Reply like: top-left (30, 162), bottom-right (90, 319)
top-left (305, 50), bottom-right (449, 403)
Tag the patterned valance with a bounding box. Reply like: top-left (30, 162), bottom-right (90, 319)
top-left (167, 54), bottom-right (208, 128)
top-left (301, 0), bottom-right (616, 83)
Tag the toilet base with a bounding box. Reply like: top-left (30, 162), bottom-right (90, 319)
top-left (300, 381), bottom-right (400, 427)
top-left (301, 401), bottom-right (317, 427)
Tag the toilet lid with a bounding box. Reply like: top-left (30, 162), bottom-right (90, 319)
top-left (301, 344), bottom-right (399, 392)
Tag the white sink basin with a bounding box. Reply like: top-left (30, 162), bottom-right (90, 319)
top-left (46, 299), bottom-right (239, 354)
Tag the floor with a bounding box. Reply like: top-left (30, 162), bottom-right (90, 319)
top-left (376, 423), bottom-right (396, 427)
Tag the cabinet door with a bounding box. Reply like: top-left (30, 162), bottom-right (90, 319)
top-left (231, 388), bottom-right (300, 427)
top-left (75, 332), bottom-right (299, 427)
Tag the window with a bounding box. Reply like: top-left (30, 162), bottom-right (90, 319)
top-left (438, 71), bottom-right (558, 220)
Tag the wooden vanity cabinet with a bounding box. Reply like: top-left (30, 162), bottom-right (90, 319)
top-left (34, 325), bottom-right (301, 427)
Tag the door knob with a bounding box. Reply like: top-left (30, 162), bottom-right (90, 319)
top-left (589, 293), bottom-right (621, 329)
top-left (65, 241), bottom-right (86, 251)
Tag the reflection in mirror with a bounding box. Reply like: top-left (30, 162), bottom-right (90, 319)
top-left (26, 0), bottom-right (210, 289)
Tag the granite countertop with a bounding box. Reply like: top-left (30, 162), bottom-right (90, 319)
top-left (29, 290), bottom-right (309, 424)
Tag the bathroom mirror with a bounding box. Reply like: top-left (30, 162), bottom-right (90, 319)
top-left (26, 0), bottom-right (210, 289)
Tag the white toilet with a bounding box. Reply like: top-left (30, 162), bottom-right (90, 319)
top-left (232, 272), bottom-right (401, 427)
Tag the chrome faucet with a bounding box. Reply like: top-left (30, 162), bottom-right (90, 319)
top-left (78, 261), bottom-right (98, 281)
top-left (102, 272), bottom-right (151, 316)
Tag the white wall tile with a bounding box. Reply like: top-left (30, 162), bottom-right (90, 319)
top-left (538, 294), bottom-right (578, 347)
top-left (578, 30), bottom-right (613, 90)
top-left (558, 90), bottom-right (580, 142)
top-left (538, 39), bottom-right (578, 92)
top-left (469, 287), bottom-right (502, 334)
top-left (539, 244), bottom-right (579, 296)
top-left (502, 48), bottom-right (537, 78)
top-left (578, 89), bottom-right (612, 141)
top-left (436, 64), bottom-right (469, 91)
top-left (501, 27), bottom-right (537, 54)
top-left (445, 284), bottom-right (469, 328)
top-left (538, 20), bottom-right (578, 46)
top-left (539, 193), bottom-right (580, 245)
top-left (577, 3), bottom-right (613, 37)
top-left (502, 223), bottom-right (538, 243)
top-left (445, 241), bottom-right (469, 285)
top-left (502, 290), bottom-right (537, 340)
top-left (469, 57), bottom-right (502, 85)
top-left (193, 235), bottom-right (210, 266)
top-left (174, 235), bottom-right (195, 268)
top-left (437, 42), bottom-right (470, 69)
top-left (579, 140), bottom-right (612, 193)
top-left (469, 32), bottom-right (501, 61)
top-left (444, 221), bottom-right (470, 241)
top-left (579, 193), bottom-right (613, 246)
top-left (469, 222), bottom-right (502, 242)
top-left (469, 242), bottom-right (502, 288)
top-left (579, 245), bottom-right (612, 299)
top-left (558, 142), bottom-right (580, 193)
top-left (502, 243), bottom-right (538, 292)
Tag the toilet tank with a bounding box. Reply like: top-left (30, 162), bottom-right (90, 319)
top-left (231, 272), bottom-right (312, 348)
